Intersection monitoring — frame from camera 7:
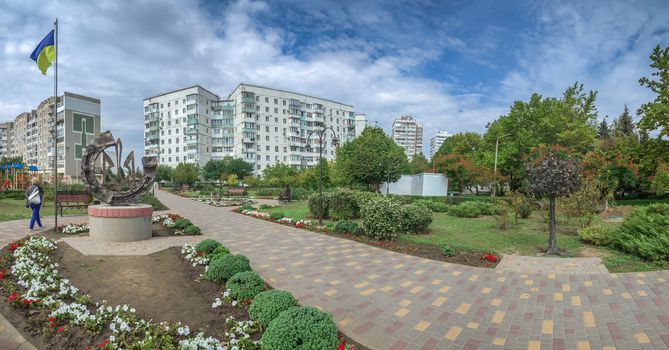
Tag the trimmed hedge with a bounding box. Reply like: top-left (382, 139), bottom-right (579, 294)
top-left (205, 254), bottom-right (251, 284)
top-left (613, 204), bottom-right (669, 261)
top-left (447, 201), bottom-right (482, 218)
top-left (578, 225), bottom-right (614, 246)
top-left (226, 271), bottom-right (266, 301)
top-left (361, 197), bottom-right (403, 240)
top-left (329, 191), bottom-right (359, 220)
top-left (184, 225), bottom-right (202, 235)
top-left (261, 306), bottom-right (338, 350)
top-left (173, 218), bottom-right (193, 229)
top-left (334, 220), bottom-right (359, 234)
top-left (399, 203), bottom-right (432, 233)
top-left (249, 290), bottom-right (299, 327)
top-left (195, 239), bottom-right (221, 255)
top-left (307, 193), bottom-right (330, 219)
top-left (269, 212), bottom-right (285, 220)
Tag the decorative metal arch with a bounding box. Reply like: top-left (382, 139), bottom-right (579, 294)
top-left (81, 131), bottom-right (157, 206)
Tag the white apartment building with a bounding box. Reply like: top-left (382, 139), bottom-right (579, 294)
top-left (392, 115), bottom-right (423, 159)
top-left (0, 122), bottom-right (12, 158)
top-left (145, 83), bottom-right (366, 175)
top-left (1, 92), bottom-right (101, 182)
top-left (430, 129), bottom-right (451, 159)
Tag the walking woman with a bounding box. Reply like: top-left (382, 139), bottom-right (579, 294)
top-left (25, 177), bottom-right (44, 230)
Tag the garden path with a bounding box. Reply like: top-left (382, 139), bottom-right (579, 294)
top-left (155, 190), bottom-right (669, 350)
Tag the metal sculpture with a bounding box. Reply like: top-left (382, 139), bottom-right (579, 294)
top-left (81, 131), bottom-right (157, 205)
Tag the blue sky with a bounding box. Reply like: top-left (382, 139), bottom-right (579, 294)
top-left (1, 0), bottom-right (668, 157)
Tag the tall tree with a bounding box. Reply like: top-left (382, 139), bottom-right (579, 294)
top-left (638, 45), bottom-right (669, 138)
top-left (596, 118), bottom-right (611, 139)
top-left (614, 105), bottom-right (636, 138)
top-left (263, 163), bottom-right (298, 199)
top-left (526, 146), bottom-right (581, 255)
top-left (173, 163), bottom-right (199, 187)
top-left (299, 158), bottom-right (331, 190)
top-left (407, 153), bottom-right (429, 174)
top-left (332, 127), bottom-right (408, 191)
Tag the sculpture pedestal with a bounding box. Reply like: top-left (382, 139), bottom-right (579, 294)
top-left (88, 204), bottom-right (153, 242)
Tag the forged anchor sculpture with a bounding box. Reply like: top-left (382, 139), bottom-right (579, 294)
top-left (81, 130), bottom-right (157, 205)
top-left (83, 131), bottom-right (158, 242)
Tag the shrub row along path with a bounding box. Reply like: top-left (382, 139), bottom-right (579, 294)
top-left (152, 190), bottom-right (669, 350)
top-left (2, 191), bottom-right (669, 350)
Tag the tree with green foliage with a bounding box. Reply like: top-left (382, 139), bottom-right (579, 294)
top-left (332, 127), bottom-right (408, 191)
top-left (201, 157), bottom-right (253, 187)
top-left (596, 118), bottom-right (611, 139)
top-left (299, 158), bottom-right (331, 190)
top-left (173, 163), bottom-right (199, 187)
top-left (407, 153), bottom-right (429, 174)
top-left (526, 146), bottom-right (581, 255)
top-left (613, 105), bottom-right (636, 138)
top-left (155, 165), bottom-right (174, 183)
top-left (638, 45), bottom-right (669, 138)
top-left (263, 163), bottom-right (298, 199)
top-left (485, 83), bottom-right (598, 190)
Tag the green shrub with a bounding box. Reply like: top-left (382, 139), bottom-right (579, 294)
top-left (308, 193), bottom-right (330, 219)
top-left (173, 218), bottom-right (193, 229)
top-left (142, 194), bottom-right (168, 210)
top-left (269, 212), bottom-right (285, 220)
top-left (184, 225), bottom-right (202, 235)
top-left (195, 239), bottom-right (221, 255)
top-left (361, 197), bottom-right (403, 240)
top-left (0, 190), bottom-right (25, 200)
top-left (578, 225), bottom-right (614, 246)
top-left (519, 203), bottom-right (533, 219)
top-left (415, 199), bottom-right (449, 212)
top-left (226, 271), bottom-right (266, 300)
top-left (399, 203), bottom-right (432, 233)
top-left (259, 204), bottom-right (272, 210)
top-left (255, 188), bottom-right (282, 197)
top-left (205, 254), bottom-right (251, 284)
top-left (351, 191), bottom-right (379, 211)
top-left (334, 220), bottom-right (359, 234)
top-left (329, 191), bottom-right (360, 220)
top-left (441, 245), bottom-right (456, 257)
top-left (249, 290), bottom-right (299, 327)
top-left (613, 204), bottom-right (669, 261)
top-left (237, 204), bottom-right (256, 212)
top-left (476, 201), bottom-right (500, 215)
top-left (210, 245), bottom-right (231, 260)
top-left (445, 196), bottom-right (491, 205)
top-left (261, 306), bottom-right (338, 350)
top-left (448, 202), bottom-right (482, 218)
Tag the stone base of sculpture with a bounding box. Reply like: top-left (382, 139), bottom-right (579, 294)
top-left (88, 204), bottom-right (153, 242)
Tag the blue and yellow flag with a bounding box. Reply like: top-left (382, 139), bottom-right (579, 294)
top-left (30, 30), bottom-right (55, 75)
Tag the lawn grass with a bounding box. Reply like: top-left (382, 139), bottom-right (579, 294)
top-left (0, 198), bottom-right (88, 222)
top-left (258, 200), bottom-right (665, 272)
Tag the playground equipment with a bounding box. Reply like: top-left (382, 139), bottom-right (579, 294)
top-left (1, 163), bottom-right (39, 190)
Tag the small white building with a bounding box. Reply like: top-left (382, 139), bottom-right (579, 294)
top-left (380, 173), bottom-right (448, 196)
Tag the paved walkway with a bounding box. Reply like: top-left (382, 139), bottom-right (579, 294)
top-left (154, 190), bottom-right (669, 350)
top-left (496, 255), bottom-right (609, 274)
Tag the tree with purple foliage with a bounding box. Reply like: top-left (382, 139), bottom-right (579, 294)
top-left (526, 145), bottom-right (582, 255)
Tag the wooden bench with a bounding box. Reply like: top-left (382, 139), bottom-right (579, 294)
top-left (226, 188), bottom-right (247, 196)
top-left (56, 194), bottom-right (91, 216)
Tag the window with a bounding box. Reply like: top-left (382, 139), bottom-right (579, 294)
top-left (282, 100), bottom-right (286, 106)
top-left (161, 104), bottom-right (164, 108)
top-left (274, 108), bottom-right (278, 113)
top-left (168, 130), bottom-right (171, 135)
top-left (274, 98), bottom-right (278, 104)
top-left (176, 128), bottom-right (179, 134)
top-left (283, 119), bottom-right (286, 124)
top-left (265, 136), bottom-right (269, 141)
top-left (175, 100), bottom-right (178, 105)
top-left (265, 116), bottom-right (269, 122)
top-left (274, 127), bottom-right (278, 132)
top-left (175, 109), bottom-right (179, 115)
top-left (265, 126), bottom-right (269, 132)
top-left (168, 157), bottom-right (171, 162)
top-left (265, 107), bottom-right (269, 112)
top-left (283, 147), bottom-right (287, 152)
top-left (265, 97), bottom-right (269, 103)
top-left (275, 146), bottom-right (279, 152)
top-left (266, 145), bottom-right (270, 151)
top-left (266, 155), bottom-right (270, 161)
top-left (274, 118), bottom-right (278, 123)
top-left (161, 140), bottom-right (164, 145)
top-left (176, 147), bottom-right (179, 152)
top-left (167, 102), bottom-right (170, 107)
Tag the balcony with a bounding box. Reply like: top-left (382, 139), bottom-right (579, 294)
top-left (186, 138), bottom-right (198, 145)
top-left (242, 97), bottom-right (256, 103)
top-left (242, 107), bottom-right (256, 113)
top-left (185, 127), bottom-right (198, 135)
top-left (242, 138), bottom-right (255, 144)
top-left (242, 127), bottom-right (256, 132)
top-left (187, 117), bottom-right (198, 125)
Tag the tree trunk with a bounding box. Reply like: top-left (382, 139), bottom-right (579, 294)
top-left (547, 197), bottom-right (559, 254)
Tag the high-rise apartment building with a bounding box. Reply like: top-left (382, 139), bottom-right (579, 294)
top-left (430, 130), bottom-right (451, 159)
top-left (144, 83), bottom-right (366, 175)
top-left (0, 122), bottom-right (12, 158)
top-left (1, 92), bottom-right (101, 182)
top-left (392, 115), bottom-right (423, 159)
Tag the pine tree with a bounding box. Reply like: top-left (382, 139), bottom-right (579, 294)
top-left (614, 105), bottom-right (636, 137)
top-left (596, 118), bottom-right (611, 139)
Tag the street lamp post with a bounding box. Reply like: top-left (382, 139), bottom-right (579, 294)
top-left (492, 134), bottom-right (509, 198)
top-left (306, 126), bottom-right (339, 226)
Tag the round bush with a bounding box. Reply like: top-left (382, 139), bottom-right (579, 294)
top-left (308, 193), bottom-right (330, 219)
top-left (399, 203), bottom-right (432, 233)
top-left (334, 220), bottom-right (359, 234)
top-left (329, 191), bottom-right (360, 220)
top-left (578, 225), bottom-right (613, 246)
top-left (351, 191), bottom-right (379, 211)
top-left (237, 204), bottom-right (255, 212)
top-left (173, 218), bottom-right (193, 229)
top-left (249, 290), bottom-right (298, 327)
top-left (261, 306), bottom-right (338, 350)
top-left (613, 204), bottom-right (669, 261)
top-left (205, 254), bottom-right (251, 284)
top-left (210, 245), bottom-right (231, 260)
top-left (184, 225), bottom-right (202, 235)
top-left (226, 271), bottom-right (266, 300)
top-left (441, 245), bottom-right (456, 257)
top-left (361, 197), bottom-right (403, 240)
top-left (259, 204), bottom-right (272, 210)
top-left (519, 203), bottom-right (533, 219)
top-left (195, 239), bottom-right (221, 254)
top-left (269, 212), bottom-right (285, 220)
top-left (447, 202), bottom-right (482, 218)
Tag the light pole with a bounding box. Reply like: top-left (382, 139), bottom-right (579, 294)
top-left (492, 134), bottom-right (509, 198)
top-left (306, 126), bottom-right (339, 225)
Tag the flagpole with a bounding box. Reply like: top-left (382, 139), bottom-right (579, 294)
top-left (53, 18), bottom-right (58, 230)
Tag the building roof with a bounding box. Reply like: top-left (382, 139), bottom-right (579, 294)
top-left (144, 85), bottom-right (220, 101)
top-left (229, 82), bottom-right (354, 108)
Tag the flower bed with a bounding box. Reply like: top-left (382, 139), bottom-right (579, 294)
top-left (153, 213), bottom-right (202, 236)
top-left (195, 197), bottom-right (257, 208)
top-left (59, 222), bottom-right (90, 234)
top-left (238, 208), bottom-right (313, 230)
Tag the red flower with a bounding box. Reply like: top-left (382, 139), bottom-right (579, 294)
top-left (196, 251), bottom-right (204, 257)
top-left (56, 327), bottom-right (63, 333)
top-left (0, 269), bottom-right (5, 279)
top-left (480, 253), bottom-right (497, 263)
top-left (339, 343), bottom-right (346, 350)
top-left (8, 243), bottom-right (19, 251)
top-left (6, 292), bottom-right (17, 302)
top-left (98, 339), bottom-right (109, 347)
top-left (22, 299), bottom-right (35, 305)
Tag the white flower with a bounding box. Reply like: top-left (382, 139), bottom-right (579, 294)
top-left (177, 325), bottom-right (191, 336)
